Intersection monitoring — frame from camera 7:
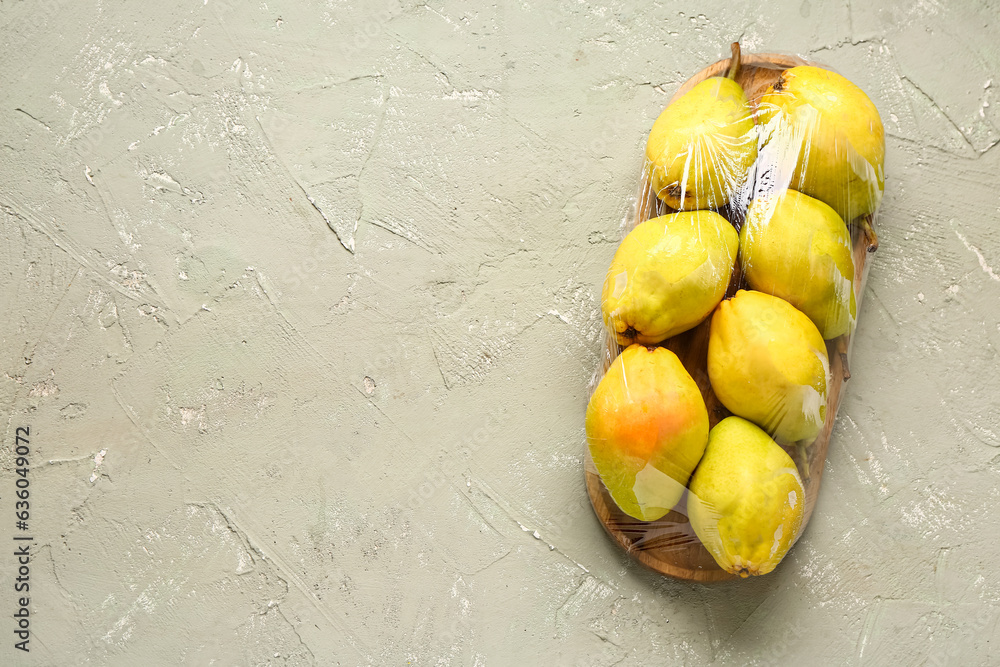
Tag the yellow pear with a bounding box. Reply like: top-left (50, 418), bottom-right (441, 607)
top-left (646, 44), bottom-right (757, 210)
top-left (586, 345), bottom-right (709, 521)
top-left (707, 290), bottom-right (829, 443)
top-left (740, 189), bottom-right (856, 339)
top-left (602, 211), bottom-right (738, 346)
top-left (757, 65), bottom-right (885, 222)
top-left (688, 416), bottom-right (805, 577)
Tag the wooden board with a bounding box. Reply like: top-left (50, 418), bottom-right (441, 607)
top-left (585, 50), bottom-right (879, 582)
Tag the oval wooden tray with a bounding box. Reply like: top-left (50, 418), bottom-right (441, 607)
top-left (585, 50), bottom-right (879, 582)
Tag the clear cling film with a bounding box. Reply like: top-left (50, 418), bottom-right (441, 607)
top-left (584, 44), bottom-right (882, 582)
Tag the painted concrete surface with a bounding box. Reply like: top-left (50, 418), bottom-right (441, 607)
top-left (1, 0), bottom-right (998, 664)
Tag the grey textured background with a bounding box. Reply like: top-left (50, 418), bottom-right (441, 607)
top-left (1, 0), bottom-right (998, 665)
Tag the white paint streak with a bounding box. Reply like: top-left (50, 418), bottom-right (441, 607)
top-left (953, 227), bottom-right (1000, 282)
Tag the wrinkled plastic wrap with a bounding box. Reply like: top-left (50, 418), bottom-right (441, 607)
top-left (584, 45), bottom-right (882, 581)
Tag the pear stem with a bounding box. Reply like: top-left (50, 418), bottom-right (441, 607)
top-left (796, 441), bottom-right (811, 481)
top-left (726, 42), bottom-right (742, 81)
top-left (861, 215), bottom-right (879, 252)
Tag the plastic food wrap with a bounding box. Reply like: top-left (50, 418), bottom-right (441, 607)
top-left (584, 44), bottom-right (882, 581)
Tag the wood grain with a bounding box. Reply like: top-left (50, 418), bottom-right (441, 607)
top-left (586, 51), bottom-right (878, 582)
